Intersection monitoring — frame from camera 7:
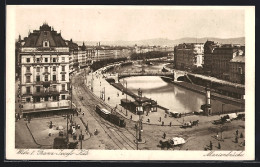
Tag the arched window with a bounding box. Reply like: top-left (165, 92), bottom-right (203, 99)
top-left (43, 41), bottom-right (49, 47)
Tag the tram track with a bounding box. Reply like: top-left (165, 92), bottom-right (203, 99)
top-left (72, 75), bottom-right (136, 150)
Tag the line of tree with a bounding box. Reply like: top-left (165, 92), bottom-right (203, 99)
top-left (130, 51), bottom-right (169, 60)
top-left (90, 57), bottom-right (127, 71)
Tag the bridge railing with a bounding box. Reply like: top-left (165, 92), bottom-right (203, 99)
top-left (118, 71), bottom-right (173, 76)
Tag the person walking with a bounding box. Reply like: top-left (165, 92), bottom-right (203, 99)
top-left (163, 132), bottom-right (166, 139)
top-left (218, 142), bottom-right (221, 149)
top-left (209, 141), bottom-right (213, 150)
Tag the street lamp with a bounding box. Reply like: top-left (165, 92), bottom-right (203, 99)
top-left (222, 104), bottom-right (225, 115)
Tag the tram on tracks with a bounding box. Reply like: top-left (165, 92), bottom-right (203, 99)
top-left (95, 104), bottom-right (126, 127)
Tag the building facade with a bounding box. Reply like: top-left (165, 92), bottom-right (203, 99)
top-left (174, 43), bottom-right (204, 70)
top-left (203, 41), bottom-right (219, 73)
top-left (229, 55), bottom-right (245, 84)
top-left (211, 45), bottom-right (244, 80)
top-left (19, 23), bottom-right (71, 114)
top-left (66, 39), bottom-right (79, 72)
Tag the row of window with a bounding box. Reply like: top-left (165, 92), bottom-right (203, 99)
top-left (26, 57), bottom-right (66, 63)
top-left (26, 66), bottom-right (66, 72)
top-left (26, 74), bottom-right (66, 82)
top-left (26, 84), bottom-right (67, 94)
top-left (25, 95), bottom-right (66, 103)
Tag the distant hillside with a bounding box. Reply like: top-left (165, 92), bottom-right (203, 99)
top-left (76, 37), bottom-right (245, 47)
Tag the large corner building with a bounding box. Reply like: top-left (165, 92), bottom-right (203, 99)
top-left (19, 23), bottom-right (71, 116)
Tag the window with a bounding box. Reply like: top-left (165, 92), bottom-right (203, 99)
top-left (35, 97), bottom-right (40, 102)
top-left (62, 74), bottom-right (65, 81)
top-left (53, 58), bottom-right (56, 62)
top-left (26, 76), bottom-right (30, 83)
top-left (53, 85), bottom-right (57, 91)
top-left (45, 66), bottom-right (48, 72)
top-left (62, 84), bottom-right (65, 91)
top-left (45, 75), bottom-right (48, 81)
top-left (44, 41), bottom-right (49, 47)
top-left (36, 86), bottom-right (40, 93)
top-left (26, 58), bottom-right (30, 63)
top-left (26, 98), bottom-right (31, 102)
top-left (26, 67), bottom-right (30, 72)
top-left (36, 58), bottom-right (40, 63)
top-left (44, 97), bottom-right (48, 101)
top-left (36, 75), bottom-right (40, 82)
top-left (239, 67), bottom-right (243, 74)
top-left (53, 66), bottom-right (56, 72)
top-left (53, 96), bottom-right (57, 101)
top-left (53, 75), bottom-right (56, 81)
top-left (62, 57), bottom-right (65, 62)
top-left (36, 67), bottom-right (40, 72)
top-left (62, 66), bottom-right (65, 71)
top-left (45, 58), bottom-right (48, 62)
top-left (61, 95), bottom-right (65, 100)
top-left (26, 87), bottom-right (31, 94)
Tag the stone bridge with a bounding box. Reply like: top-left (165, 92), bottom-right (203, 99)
top-left (105, 70), bottom-right (186, 83)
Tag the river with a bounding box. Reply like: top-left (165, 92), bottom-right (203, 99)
top-left (87, 71), bottom-right (241, 114)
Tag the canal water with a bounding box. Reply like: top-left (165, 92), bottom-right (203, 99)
top-left (122, 76), bottom-right (241, 114)
top-left (87, 70), bottom-right (241, 114)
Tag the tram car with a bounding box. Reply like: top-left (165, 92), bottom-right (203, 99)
top-left (95, 104), bottom-right (126, 127)
top-left (110, 113), bottom-right (126, 127)
top-left (95, 104), bottom-right (111, 120)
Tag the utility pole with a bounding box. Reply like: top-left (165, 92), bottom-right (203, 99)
top-left (71, 77), bottom-right (73, 116)
top-left (125, 80), bottom-right (128, 116)
top-left (66, 114), bottom-right (69, 146)
top-left (80, 129), bottom-right (83, 149)
top-left (104, 87), bottom-right (106, 101)
top-left (91, 71), bottom-right (93, 92)
top-left (222, 104), bottom-right (225, 115)
top-left (136, 122), bottom-right (139, 150)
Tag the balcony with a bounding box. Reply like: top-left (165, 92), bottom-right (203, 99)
top-left (32, 90), bottom-right (60, 97)
top-left (22, 100), bottom-right (71, 113)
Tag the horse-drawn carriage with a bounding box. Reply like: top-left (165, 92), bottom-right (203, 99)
top-left (159, 137), bottom-right (186, 150)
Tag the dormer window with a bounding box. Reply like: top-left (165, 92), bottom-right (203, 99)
top-left (43, 40), bottom-right (49, 47)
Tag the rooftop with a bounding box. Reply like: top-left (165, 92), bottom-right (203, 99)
top-left (23, 23), bottom-right (67, 47)
top-left (230, 55), bottom-right (245, 63)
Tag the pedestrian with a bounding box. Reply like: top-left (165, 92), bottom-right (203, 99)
top-left (169, 122), bottom-right (172, 127)
top-left (163, 132), bottom-right (166, 139)
top-left (236, 130), bottom-right (239, 136)
top-left (209, 141), bottom-right (213, 150)
top-left (240, 132), bottom-right (244, 138)
top-left (147, 118), bottom-right (150, 123)
top-left (130, 115), bottom-right (132, 120)
top-left (162, 121), bottom-right (164, 126)
top-left (159, 117), bottom-right (161, 122)
top-left (218, 142), bottom-right (221, 149)
top-left (165, 114), bottom-right (167, 118)
top-left (216, 132), bottom-right (219, 139)
top-left (235, 136), bottom-right (238, 143)
top-left (82, 112), bottom-right (85, 116)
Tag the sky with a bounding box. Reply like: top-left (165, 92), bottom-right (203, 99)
top-left (10, 6), bottom-right (245, 42)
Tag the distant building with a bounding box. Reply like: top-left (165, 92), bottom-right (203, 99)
top-left (66, 39), bottom-right (78, 71)
top-left (203, 41), bottom-right (219, 73)
top-left (211, 45), bottom-right (244, 80)
top-left (18, 23), bottom-right (71, 115)
top-left (174, 43), bottom-right (204, 70)
top-left (229, 55), bottom-right (245, 84)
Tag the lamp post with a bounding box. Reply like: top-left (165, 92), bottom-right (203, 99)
top-left (222, 104), bottom-right (225, 115)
